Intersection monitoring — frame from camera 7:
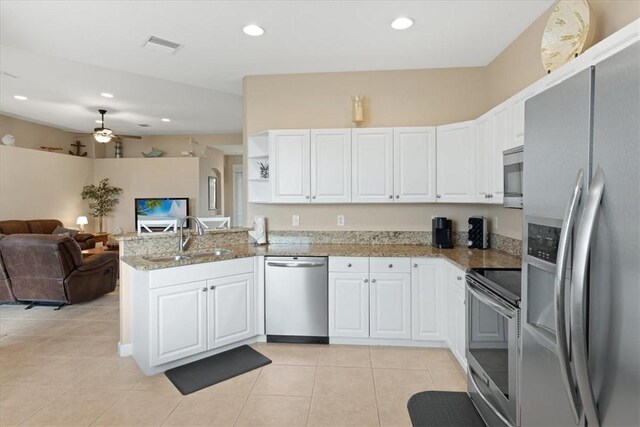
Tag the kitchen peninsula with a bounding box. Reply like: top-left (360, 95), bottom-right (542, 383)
top-left (118, 228), bottom-right (520, 375)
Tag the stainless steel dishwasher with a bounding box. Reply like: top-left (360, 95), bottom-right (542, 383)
top-left (265, 256), bottom-right (328, 344)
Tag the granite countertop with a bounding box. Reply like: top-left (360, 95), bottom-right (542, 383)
top-left (121, 243), bottom-right (521, 272)
top-left (115, 227), bottom-right (250, 241)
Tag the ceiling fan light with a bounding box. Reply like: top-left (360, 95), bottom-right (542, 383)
top-left (93, 128), bottom-right (113, 143)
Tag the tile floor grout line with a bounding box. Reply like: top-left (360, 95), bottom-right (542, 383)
top-left (305, 362), bottom-right (320, 426)
top-left (232, 367), bottom-right (262, 426)
top-left (369, 346), bottom-right (383, 427)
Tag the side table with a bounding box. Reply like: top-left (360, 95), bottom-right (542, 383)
top-left (93, 233), bottom-right (109, 245)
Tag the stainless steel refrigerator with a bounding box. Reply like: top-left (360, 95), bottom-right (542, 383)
top-left (520, 41), bottom-right (639, 427)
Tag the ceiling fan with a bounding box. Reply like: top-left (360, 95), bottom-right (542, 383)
top-left (91, 109), bottom-right (142, 143)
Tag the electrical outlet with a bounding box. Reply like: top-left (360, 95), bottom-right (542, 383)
top-left (337, 215), bottom-right (345, 227)
top-left (292, 215), bottom-right (300, 227)
top-left (494, 216), bottom-right (499, 231)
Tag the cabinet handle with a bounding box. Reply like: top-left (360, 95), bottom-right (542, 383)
top-left (305, 195), bottom-right (310, 199)
top-left (312, 195), bottom-right (316, 199)
top-left (413, 263), bottom-right (418, 268)
top-left (437, 194), bottom-right (441, 199)
top-left (210, 285), bottom-right (215, 290)
top-left (395, 195), bottom-right (400, 199)
top-left (347, 263), bottom-right (352, 267)
top-left (364, 279), bottom-right (369, 283)
top-left (457, 276), bottom-right (462, 281)
top-left (371, 279), bottom-right (377, 283)
top-left (489, 194), bottom-right (493, 198)
top-left (388, 264), bottom-right (393, 268)
top-left (484, 194), bottom-right (488, 198)
top-left (202, 287), bottom-right (207, 292)
top-left (388, 195), bottom-right (393, 199)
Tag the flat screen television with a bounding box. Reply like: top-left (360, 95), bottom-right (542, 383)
top-left (135, 198), bottom-right (189, 232)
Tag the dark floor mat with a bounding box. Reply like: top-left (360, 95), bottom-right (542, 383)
top-left (407, 391), bottom-right (485, 427)
top-left (165, 345), bottom-right (271, 395)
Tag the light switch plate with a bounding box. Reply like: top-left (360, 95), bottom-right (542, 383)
top-left (337, 215), bottom-right (345, 226)
top-left (292, 215), bottom-right (300, 227)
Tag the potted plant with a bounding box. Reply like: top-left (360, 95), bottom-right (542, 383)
top-left (258, 161), bottom-right (269, 179)
top-left (81, 178), bottom-right (123, 233)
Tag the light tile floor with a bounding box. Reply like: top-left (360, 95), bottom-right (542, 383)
top-left (0, 290), bottom-right (467, 426)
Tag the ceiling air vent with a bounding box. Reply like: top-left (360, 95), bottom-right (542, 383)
top-left (143, 36), bottom-right (182, 54)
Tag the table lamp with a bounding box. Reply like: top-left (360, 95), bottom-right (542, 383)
top-left (76, 216), bottom-right (88, 232)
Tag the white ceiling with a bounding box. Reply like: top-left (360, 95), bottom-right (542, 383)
top-left (0, 0), bottom-right (554, 135)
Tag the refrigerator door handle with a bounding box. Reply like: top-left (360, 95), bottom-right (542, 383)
top-left (571, 167), bottom-right (605, 427)
top-left (555, 169), bottom-right (584, 424)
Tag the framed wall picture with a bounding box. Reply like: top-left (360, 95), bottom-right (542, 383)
top-left (208, 176), bottom-right (217, 210)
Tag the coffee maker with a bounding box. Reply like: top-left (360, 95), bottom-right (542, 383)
top-left (432, 217), bottom-right (453, 249)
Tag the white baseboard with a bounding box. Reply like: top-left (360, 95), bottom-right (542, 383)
top-left (329, 337), bottom-right (448, 348)
top-left (118, 342), bottom-right (132, 357)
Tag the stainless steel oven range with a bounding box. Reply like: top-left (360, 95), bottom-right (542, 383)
top-left (465, 268), bottom-right (522, 427)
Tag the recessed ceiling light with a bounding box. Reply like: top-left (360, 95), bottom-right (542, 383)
top-left (243, 24), bottom-right (265, 37)
top-left (161, 118), bottom-right (171, 122)
top-left (391, 17), bottom-right (414, 30)
top-left (101, 92), bottom-right (114, 98)
top-left (13, 95), bottom-right (27, 100)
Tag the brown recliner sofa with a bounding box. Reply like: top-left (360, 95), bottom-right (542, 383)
top-left (0, 219), bottom-right (96, 250)
top-left (0, 234), bottom-right (118, 305)
top-left (0, 235), bottom-right (17, 303)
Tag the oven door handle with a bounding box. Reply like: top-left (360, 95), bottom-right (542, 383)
top-left (466, 279), bottom-right (516, 319)
top-left (554, 169), bottom-right (584, 424)
top-left (468, 365), bottom-right (515, 427)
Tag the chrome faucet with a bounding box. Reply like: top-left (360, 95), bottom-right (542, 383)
top-left (178, 216), bottom-right (205, 253)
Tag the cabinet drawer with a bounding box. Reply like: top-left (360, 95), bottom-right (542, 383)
top-left (329, 257), bottom-right (369, 273)
top-left (370, 257), bottom-right (411, 274)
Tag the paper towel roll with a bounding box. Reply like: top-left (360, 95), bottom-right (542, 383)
top-left (249, 216), bottom-right (267, 245)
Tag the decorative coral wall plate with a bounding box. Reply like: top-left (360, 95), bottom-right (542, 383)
top-left (541, 0), bottom-right (592, 73)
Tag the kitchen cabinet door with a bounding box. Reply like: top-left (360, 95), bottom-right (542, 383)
top-left (351, 128), bottom-right (394, 203)
top-left (207, 273), bottom-right (254, 349)
top-left (411, 259), bottom-right (446, 341)
top-left (474, 114), bottom-right (493, 203)
top-left (270, 130), bottom-right (311, 203)
top-left (436, 121), bottom-right (476, 203)
top-left (310, 129), bottom-right (352, 203)
top-left (370, 273), bottom-right (411, 339)
top-left (150, 281), bottom-right (207, 366)
top-left (393, 127), bottom-right (437, 202)
top-left (489, 104), bottom-right (510, 204)
top-left (329, 272), bottom-right (370, 338)
top-left (453, 280), bottom-right (467, 369)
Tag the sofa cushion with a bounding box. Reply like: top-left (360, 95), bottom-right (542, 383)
top-left (52, 225), bottom-right (79, 238)
top-left (27, 219), bottom-right (63, 235)
top-left (0, 220), bottom-right (30, 235)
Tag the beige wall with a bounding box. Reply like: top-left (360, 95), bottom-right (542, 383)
top-left (93, 158), bottom-right (200, 233)
top-left (0, 114), bottom-right (98, 158)
top-left (488, 0), bottom-right (640, 106)
top-left (224, 155), bottom-right (243, 222)
top-left (0, 146), bottom-right (94, 228)
top-left (243, 67), bottom-right (492, 233)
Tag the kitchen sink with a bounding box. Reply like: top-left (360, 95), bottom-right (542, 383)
top-left (142, 254), bottom-right (192, 262)
top-left (190, 248), bottom-right (233, 258)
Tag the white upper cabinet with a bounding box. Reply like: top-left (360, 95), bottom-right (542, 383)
top-left (352, 128), bottom-right (394, 203)
top-left (270, 130), bottom-right (311, 203)
top-left (436, 121), bottom-right (476, 203)
top-left (393, 127), bottom-right (437, 203)
top-left (310, 129), bottom-right (352, 203)
top-left (489, 104), bottom-right (510, 204)
top-left (474, 113), bottom-right (492, 201)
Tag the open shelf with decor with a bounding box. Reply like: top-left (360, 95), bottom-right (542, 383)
top-left (247, 131), bottom-right (270, 203)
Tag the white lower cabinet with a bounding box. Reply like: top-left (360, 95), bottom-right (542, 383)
top-left (411, 258), bottom-right (446, 342)
top-left (328, 257), bottom-right (411, 339)
top-left (207, 273), bottom-right (254, 348)
top-left (143, 258), bottom-right (255, 369)
top-left (370, 273), bottom-right (411, 339)
top-left (150, 281), bottom-right (208, 366)
top-left (328, 272), bottom-right (369, 338)
top-left (449, 266), bottom-right (467, 369)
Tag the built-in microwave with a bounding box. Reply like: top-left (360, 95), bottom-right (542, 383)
top-left (503, 146), bottom-right (523, 209)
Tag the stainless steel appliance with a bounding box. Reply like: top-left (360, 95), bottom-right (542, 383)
top-left (468, 216), bottom-right (488, 249)
top-left (521, 42), bottom-right (639, 427)
top-left (503, 145), bottom-right (523, 209)
top-left (466, 268), bottom-right (521, 427)
top-left (265, 256), bottom-right (328, 344)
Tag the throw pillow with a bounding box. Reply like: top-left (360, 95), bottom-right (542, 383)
top-left (52, 225), bottom-right (79, 238)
